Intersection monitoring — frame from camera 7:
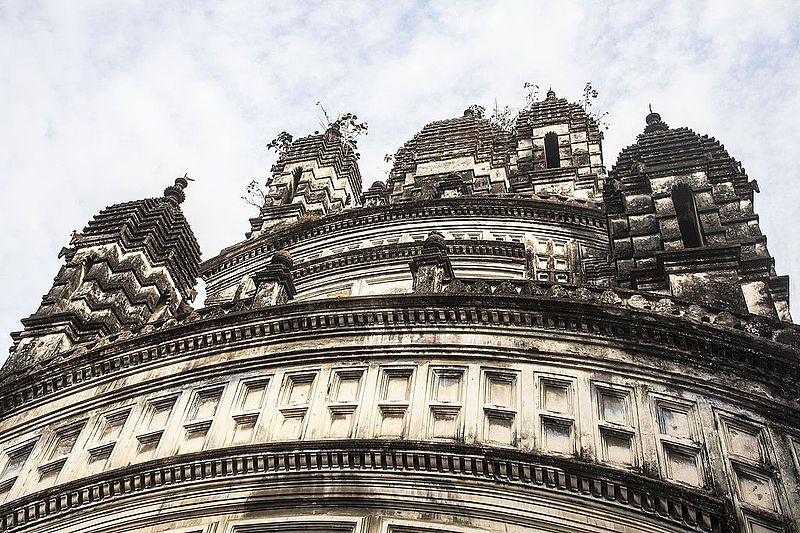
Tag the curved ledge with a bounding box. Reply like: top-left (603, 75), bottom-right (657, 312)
top-left (0, 440), bottom-right (733, 532)
top-left (201, 196), bottom-right (607, 277)
top-left (1, 294), bottom-right (798, 421)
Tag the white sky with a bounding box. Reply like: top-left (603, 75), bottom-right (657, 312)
top-left (1, 0), bottom-right (799, 364)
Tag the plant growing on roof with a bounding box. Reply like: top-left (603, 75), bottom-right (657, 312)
top-left (316, 103), bottom-right (369, 158)
top-left (490, 98), bottom-right (517, 132)
top-left (465, 104), bottom-right (486, 118)
top-left (580, 82), bottom-right (609, 131)
top-left (242, 131), bottom-right (296, 208)
top-left (487, 81), bottom-right (539, 133)
top-left (265, 131), bottom-right (294, 156)
top-left (523, 82), bottom-right (539, 108)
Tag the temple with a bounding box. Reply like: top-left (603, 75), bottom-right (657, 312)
top-left (1, 91), bottom-right (799, 533)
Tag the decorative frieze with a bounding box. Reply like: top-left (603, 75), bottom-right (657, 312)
top-left (0, 441), bottom-right (733, 532)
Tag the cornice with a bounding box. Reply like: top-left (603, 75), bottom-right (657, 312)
top-left (201, 196), bottom-right (606, 278)
top-left (0, 440), bottom-right (732, 532)
top-left (1, 294), bottom-right (797, 424)
top-left (293, 239), bottom-right (526, 281)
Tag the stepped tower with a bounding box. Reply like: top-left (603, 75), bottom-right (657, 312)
top-left (4, 176), bottom-right (201, 378)
top-left (0, 95), bottom-right (798, 533)
top-left (604, 110), bottom-right (790, 321)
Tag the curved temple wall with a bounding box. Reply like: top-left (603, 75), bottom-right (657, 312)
top-left (2, 100), bottom-right (798, 533)
top-left (0, 295), bottom-right (798, 532)
top-left (202, 197), bottom-right (609, 306)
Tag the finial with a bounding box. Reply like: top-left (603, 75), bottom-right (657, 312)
top-left (644, 105), bottom-right (669, 134)
top-left (546, 88), bottom-right (556, 100)
top-left (164, 173), bottom-right (193, 204)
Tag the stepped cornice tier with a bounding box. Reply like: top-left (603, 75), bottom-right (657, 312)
top-left (0, 441), bottom-right (734, 532)
top-left (0, 293), bottom-right (797, 532)
top-left (71, 197), bottom-right (200, 300)
top-left (203, 195), bottom-right (605, 278)
top-left (2, 292), bottom-right (798, 419)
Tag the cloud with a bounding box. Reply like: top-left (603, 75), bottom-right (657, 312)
top-left (1, 0), bottom-right (799, 363)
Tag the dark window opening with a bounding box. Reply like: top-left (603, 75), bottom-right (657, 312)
top-left (672, 185), bottom-right (704, 248)
top-left (292, 167), bottom-right (303, 191)
top-left (544, 132), bottom-right (560, 169)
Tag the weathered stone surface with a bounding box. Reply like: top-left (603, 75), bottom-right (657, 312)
top-left (1, 95), bottom-right (798, 533)
top-left (604, 110), bottom-right (790, 323)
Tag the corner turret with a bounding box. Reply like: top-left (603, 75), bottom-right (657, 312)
top-left (605, 110), bottom-right (790, 321)
top-left (510, 91), bottom-right (605, 200)
top-left (4, 176), bottom-right (202, 375)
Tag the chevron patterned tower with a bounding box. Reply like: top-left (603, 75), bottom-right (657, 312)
top-left (4, 176), bottom-right (201, 376)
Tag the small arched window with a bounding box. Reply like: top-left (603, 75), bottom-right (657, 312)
top-left (544, 132), bottom-right (560, 169)
top-left (292, 167), bottom-right (303, 191)
top-left (671, 184), bottom-right (704, 248)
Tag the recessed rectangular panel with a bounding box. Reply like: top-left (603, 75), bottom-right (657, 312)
top-left (136, 431), bottom-right (162, 459)
top-left (664, 445), bottom-right (702, 487)
top-left (284, 374), bottom-right (316, 406)
top-left (143, 396), bottom-right (177, 431)
top-left (38, 461), bottom-right (64, 485)
top-left (378, 406), bottom-right (407, 438)
top-left (1, 441), bottom-right (35, 479)
top-left (240, 380), bottom-right (269, 411)
top-left (485, 371), bottom-right (516, 408)
top-left (86, 443), bottom-right (114, 473)
top-left (735, 466), bottom-right (778, 511)
top-left (232, 415), bottom-right (258, 445)
top-left (327, 407), bottom-right (356, 438)
top-left (383, 371), bottom-right (412, 402)
top-left (542, 418), bottom-right (573, 454)
top-left (747, 516), bottom-right (786, 533)
top-left (278, 411), bottom-right (305, 440)
top-left (181, 419), bottom-right (212, 453)
top-left (486, 412), bottom-right (514, 445)
top-left (97, 408), bottom-right (130, 442)
top-left (0, 479), bottom-right (14, 502)
top-left (330, 370), bottom-right (364, 403)
top-left (598, 391), bottom-right (629, 425)
top-left (725, 421), bottom-right (764, 463)
top-left (541, 379), bottom-right (572, 414)
top-left (432, 369), bottom-right (464, 404)
top-left (48, 424), bottom-right (84, 461)
top-left (188, 387), bottom-right (224, 420)
top-left (657, 403), bottom-right (695, 440)
top-left (601, 429), bottom-right (633, 465)
top-left (430, 407), bottom-right (461, 440)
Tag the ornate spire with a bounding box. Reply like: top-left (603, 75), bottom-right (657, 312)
top-left (164, 173), bottom-right (192, 204)
top-left (644, 104), bottom-right (669, 133)
top-left (546, 88), bottom-right (556, 100)
top-left (5, 176), bottom-right (202, 374)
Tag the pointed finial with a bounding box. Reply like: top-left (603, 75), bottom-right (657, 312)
top-left (644, 105), bottom-right (669, 133)
top-left (546, 88), bottom-right (556, 100)
top-left (164, 173), bottom-right (193, 204)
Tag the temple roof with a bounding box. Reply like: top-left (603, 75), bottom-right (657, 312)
top-left (515, 93), bottom-right (603, 140)
top-left (604, 114), bottom-right (756, 212)
top-left (389, 109), bottom-right (511, 178)
top-left (70, 178), bottom-right (202, 301)
top-left (271, 126), bottom-right (362, 195)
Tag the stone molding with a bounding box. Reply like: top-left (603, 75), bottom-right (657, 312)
top-left (0, 441), bottom-right (733, 532)
top-left (293, 239), bottom-right (526, 281)
top-left (201, 197), bottom-right (606, 278)
top-left (1, 294), bottom-right (798, 422)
